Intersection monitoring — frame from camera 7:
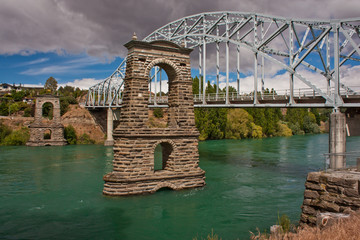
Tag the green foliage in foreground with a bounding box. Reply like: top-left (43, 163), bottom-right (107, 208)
top-left (278, 214), bottom-right (292, 233)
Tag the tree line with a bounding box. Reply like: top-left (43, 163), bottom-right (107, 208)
top-left (0, 77), bottom-right (87, 117)
top-left (191, 76), bottom-right (330, 141)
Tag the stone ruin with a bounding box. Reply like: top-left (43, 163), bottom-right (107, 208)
top-left (103, 39), bottom-right (206, 196)
top-left (27, 95), bottom-right (67, 146)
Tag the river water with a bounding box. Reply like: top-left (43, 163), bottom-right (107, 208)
top-left (1, 134), bottom-right (360, 240)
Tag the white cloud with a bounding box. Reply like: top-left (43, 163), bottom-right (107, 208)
top-left (1, 0), bottom-right (359, 60)
top-left (23, 83), bottom-right (44, 88)
top-left (59, 78), bottom-right (104, 89)
top-left (149, 80), bottom-right (169, 94)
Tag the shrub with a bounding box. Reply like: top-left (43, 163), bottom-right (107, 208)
top-left (64, 125), bottom-right (77, 144)
top-left (1, 127), bottom-right (29, 146)
top-left (60, 96), bottom-right (78, 116)
top-left (153, 108), bottom-right (164, 118)
top-left (278, 214), bottom-right (291, 233)
top-left (276, 121), bottom-right (293, 137)
top-left (0, 102), bottom-right (9, 116)
top-left (24, 106), bottom-right (32, 117)
top-left (77, 133), bottom-right (95, 144)
top-left (288, 122), bottom-right (305, 135)
top-left (0, 122), bottom-right (12, 143)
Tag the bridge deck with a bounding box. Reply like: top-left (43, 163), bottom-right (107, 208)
top-left (85, 94), bottom-right (360, 108)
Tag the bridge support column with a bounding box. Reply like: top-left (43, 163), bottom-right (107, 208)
top-left (104, 108), bottom-right (114, 146)
top-left (329, 111), bottom-right (346, 169)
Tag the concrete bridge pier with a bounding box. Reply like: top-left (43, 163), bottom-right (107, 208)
top-left (104, 108), bottom-right (114, 146)
top-left (329, 109), bottom-right (346, 169)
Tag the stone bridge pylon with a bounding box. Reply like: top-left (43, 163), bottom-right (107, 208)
top-left (27, 95), bottom-right (67, 146)
top-left (103, 37), bottom-right (206, 196)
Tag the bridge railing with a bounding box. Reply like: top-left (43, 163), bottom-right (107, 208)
top-left (87, 86), bottom-right (360, 107)
top-left (324, 152), bottom-right (360, 171)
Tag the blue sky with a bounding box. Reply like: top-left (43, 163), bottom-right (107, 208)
top-left (0, 52), bottom-right (123, 88)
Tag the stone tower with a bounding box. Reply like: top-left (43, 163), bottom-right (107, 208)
top-left (103, 39), bottom-right (206, 196)
top-left (27, 95), bottom-right (67, 146)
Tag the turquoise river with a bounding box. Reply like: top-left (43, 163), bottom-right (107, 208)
top-left (1, 134), bottom-right (360, 240)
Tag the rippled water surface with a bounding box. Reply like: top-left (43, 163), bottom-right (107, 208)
top-left (1, 134), bottom-right (360, 240)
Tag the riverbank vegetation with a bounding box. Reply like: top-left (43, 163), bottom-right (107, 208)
top-left (64, 125), bottom-right (95, 145)
top-left (0, 77), bottom-right (86, 118)
top-left (192, 77), bottom-right (330, 141)
top-left (0, 122), bottom-right (29, 146)
top-left (250, 211), bottom-right (360, 240)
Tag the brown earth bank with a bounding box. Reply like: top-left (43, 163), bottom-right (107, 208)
top-left (0, 116), bottom-right (34, 130)
top-left (61, 104), bottom-right (105, 144)
top-left (1, 104), bottom-right (106, 144)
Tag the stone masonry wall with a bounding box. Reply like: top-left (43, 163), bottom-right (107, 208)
top-left (103, 40), bottom-right (205, 196)
top-left (300, 170), bottom-right (360, 226)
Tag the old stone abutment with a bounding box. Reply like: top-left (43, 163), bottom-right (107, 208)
top-left (103, 38), bottom-right (206, 196)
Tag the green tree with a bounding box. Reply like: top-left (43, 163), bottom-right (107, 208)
top-left (225, 109), bottom-right (252, 139)
top-left (11, 90), bottom-right (27, 101)
top-left (303, 112), bottom-right (320, 134)
top-left (249, 122), bottom-right (263, 139)
top-left (44, 77), bottom-right (58, 93)
top-left (192, 76), bottom-right (201, 95)
top-left (60, 96), bottom-right (77, 115)
top-left (195, 108), bottom-right (227, 140)
top-left (0, 102), bottom-right (9, 116)
top-left (1, 127), bottom-right (29, 146)
top-left (275, 121), bottom-right (293, 137)
top-left (0, 122), bottom-right (12, 144)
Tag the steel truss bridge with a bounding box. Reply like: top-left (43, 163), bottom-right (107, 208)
top-left (86, 12), bottom-right (360, 109)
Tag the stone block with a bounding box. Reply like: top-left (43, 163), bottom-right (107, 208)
top-left (307, 172), bottom-right (321, 182)
top-left (103, 40), bottom-right (205, 196)
top-left (302, 205), bottom-right (317, 215)
top-left (304, 190), bottom-right (320, 199)
top-left (344, 188), bottom-right (359, 198)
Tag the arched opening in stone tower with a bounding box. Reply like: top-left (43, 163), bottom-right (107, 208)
top-left (42, 102), bottom-right (54, 120)
top-left (148, 62), bottom-right (178, 128)
top-left (43, 129), bottom-right (52, 140)
top-left (153, 142), bottom-right (173, 171)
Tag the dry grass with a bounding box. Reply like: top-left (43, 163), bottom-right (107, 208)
top-left (251, 211), bottom-right (360, 240)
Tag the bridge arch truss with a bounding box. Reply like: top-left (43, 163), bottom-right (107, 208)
top-left (86, 12), bottom-right (360, 108)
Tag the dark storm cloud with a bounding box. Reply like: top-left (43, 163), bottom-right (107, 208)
top-left (0, 0), bottom-right (359, 60)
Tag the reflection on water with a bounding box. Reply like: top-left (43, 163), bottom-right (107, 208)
top-left (0, 135), bottom-right (360, 240)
